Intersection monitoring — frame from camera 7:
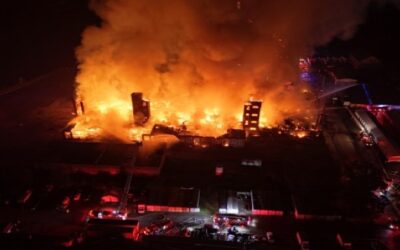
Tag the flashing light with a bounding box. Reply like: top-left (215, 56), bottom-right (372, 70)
top-left (389, 224), bottom-right (399, 230)
top-left (215, 166), bottom-right (224, 176)
top-left (249, 217), bottom-right (257, 227)
top-left (361, 83), bottom-right (373, 105)
top-left (219, 208), bottom-right (227, 214)
top-left (227, 208), bottom-right (239, 214)
top-left (300, 72), bottom-right (315, 82)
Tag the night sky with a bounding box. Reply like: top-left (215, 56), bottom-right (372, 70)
top-left (0, 0), bottom-right (100, 86)
top-left (318, 1), bottom-right (400, 102)
top-left (318, 1), bottom-right (400, 75)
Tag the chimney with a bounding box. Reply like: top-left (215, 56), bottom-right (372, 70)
top-left (74, 96), bottom-right (85, 116)
top-left (131, 92), bottom-right (150, 125)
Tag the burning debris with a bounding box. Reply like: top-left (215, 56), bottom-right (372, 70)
top-left (65, 93), bottom-right (318, 145)
top-left (277, 117), bottom-right (319, 139)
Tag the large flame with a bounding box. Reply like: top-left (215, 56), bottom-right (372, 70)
top-left (70, 0), bottom-right (368, 141)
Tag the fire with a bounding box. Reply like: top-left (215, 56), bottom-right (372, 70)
top-left (129, 127), bottom-right (150, 141)
top-left (96, 100), bottom-right (131, 118)
top-left (69, 120), bottom-right (101, 140)
top-left (68, 0), bottom-right (330, 142)
top-left (68, 95), bottom-right (286, 141)
top-left (294, 130), bottom-right (308, 139)
top-left (68, 91), bottom-right (315, 142)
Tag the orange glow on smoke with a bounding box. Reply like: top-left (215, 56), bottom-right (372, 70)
top-left (68, 1), bottom-right (322, 141)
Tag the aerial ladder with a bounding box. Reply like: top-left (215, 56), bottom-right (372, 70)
top-left (117, 147), bottom-right (137, 219)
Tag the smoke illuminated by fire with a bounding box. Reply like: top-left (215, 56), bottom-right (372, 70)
top-left (71, 0), bottom-right (370, 141)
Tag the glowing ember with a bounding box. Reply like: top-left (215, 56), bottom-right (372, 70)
top-left (294, 130), bottom-right (308, 139)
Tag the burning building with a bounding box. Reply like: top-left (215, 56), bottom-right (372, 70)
top-left (242, 98), bottom-right (262, 137)
top-left (66, 0), bottom-right (367, 142)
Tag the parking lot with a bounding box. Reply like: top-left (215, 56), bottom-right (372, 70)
top-left (1, 127), bottom-right (399, 249)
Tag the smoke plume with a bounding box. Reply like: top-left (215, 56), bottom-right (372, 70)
top-left (74, 0), bottom-right (370, 140)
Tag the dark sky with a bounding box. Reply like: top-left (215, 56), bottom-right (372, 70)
top-left (317, 1), bottom-right (400, 65)
top-left (1, 0), bottom-right (399, 91)
top-left (317, 1), bottom-right (400, 101)
top-left (0, 0), bottom-right (100, 86)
